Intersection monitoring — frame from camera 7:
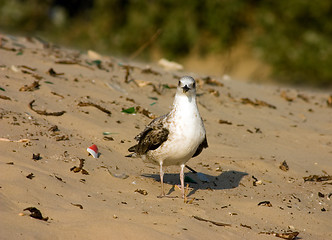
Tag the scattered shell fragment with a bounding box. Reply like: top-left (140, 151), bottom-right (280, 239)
top-left (87, 50), bottom-right (103, 60)
top-left (158, 58), bottom-right (183, 71)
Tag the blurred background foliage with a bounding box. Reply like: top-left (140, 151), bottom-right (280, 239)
top-left (1, 0), bottom-right (332, 87)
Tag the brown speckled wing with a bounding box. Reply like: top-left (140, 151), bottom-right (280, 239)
top-left (192, 136), bottom-right (208, 158)
top-left (128, 115), bottom-right (169, 155)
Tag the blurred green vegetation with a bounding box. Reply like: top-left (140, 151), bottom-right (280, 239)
top-left (1, 0), bottom-right (332, 87)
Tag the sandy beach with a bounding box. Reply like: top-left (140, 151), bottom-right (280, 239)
top-left (0, 33), bottom-right (331, 240)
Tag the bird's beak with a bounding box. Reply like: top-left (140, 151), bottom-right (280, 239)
top-left (182, 85), bottom-right (190, 93)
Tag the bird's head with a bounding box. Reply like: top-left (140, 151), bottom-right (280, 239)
top-left (177, 76), bottom-right (196, 95)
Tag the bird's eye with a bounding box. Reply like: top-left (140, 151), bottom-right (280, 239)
top-left (193, 82), bottom-right (196, 88)
top-left (178, 81), bottom-right (181, 86)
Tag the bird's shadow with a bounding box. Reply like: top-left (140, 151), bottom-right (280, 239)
top-left (142, 170), bottom-right (248, 197)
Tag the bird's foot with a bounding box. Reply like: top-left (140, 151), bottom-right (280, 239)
top-left (157, 193), bottom-right (178, 199)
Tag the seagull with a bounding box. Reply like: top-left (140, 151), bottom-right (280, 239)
top-left (127, 76), bottom-right (208, 198)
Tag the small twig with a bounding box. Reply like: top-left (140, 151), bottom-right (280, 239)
top-left (130, 29), bottom-right (162, 60)
top-left (192, 215), bottom-right (231, 227)
top-left (29, 100), bottom-right (66, 116)
top-left (78, 101), bottom-right (112, 115)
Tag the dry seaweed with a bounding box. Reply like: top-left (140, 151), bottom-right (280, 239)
top-left (51, 91), bottom-right (64, 98)
top-left (258, 201), bottom-right (273, 207)
top-left (297, 94), bottom-right (309, 102)
top-left (0, 95), bottom-right (11, 100)
top-left (55, 59), bottom-right (79, 65)
top-left (252, 175), bottom-right (262, 186)
top-left (141, 67), bottom-right (161, 75)
top-left (71, 203), bottom-right (83, 209)
top-left (135, 189), bottom-right (148, 195)
top-left (200, 76), bottom-right (224, 87)
top-left (103, 136), bottom-right (114, 141)
top-left (192, 215), bottom-right (231, 227)
top-left (48, 125), bottom-right (59, 132)
top-left (219, 119), bottom-right (232, 125)
top-left (207, 88), bottom-right (220, 97)
top-left (121, 64), bottom-right (134, 83)
top-left (26, 173), bottom-right (35, 179)
top-left (19, 81), bottom-right (40, 91)
top-left (303, 174), bottom-right (332, 182)
top-left (32, 153), bottom-right (41, 161)
top-left (23, 207), bottom-right (48, 221)
top-left (29, 100), bottom-right (66, 116)
top-left (240, 224), bottom-right (252, 229)
top-left (78, 101), bottom-right (112, 115)
top-left (48, 68), bottom-right (64, 77)
top-left (55, 135), bottom-right (69, 141)
top-left (135, 106), bottom-right (156, 119)
top-left (54, 174), bottom-right (66, 183)
top-left (133, 80), bottom-right (163, 95)
top-left (259, 231), bottom-right (299, 240)
top-left (70, 158), bottom-right (89, 175)
top-left (279, 160), bottom-right (289, 171)
top-left (241, 98), bottom-right (277, 109)
top-left (19, 65), bottom-right (37, 72)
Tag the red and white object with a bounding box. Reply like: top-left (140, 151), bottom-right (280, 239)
top-left (87, 144), bottom-right (99, 158)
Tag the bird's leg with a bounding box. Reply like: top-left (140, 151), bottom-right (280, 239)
top-left (158, 162), bottom-right (165, 197)
top-left (157, 163), bottom-right (177, 198)
top-left (180, 164), bottom-right (185, 199)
